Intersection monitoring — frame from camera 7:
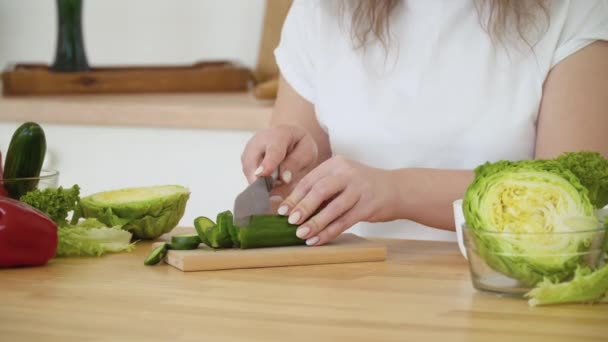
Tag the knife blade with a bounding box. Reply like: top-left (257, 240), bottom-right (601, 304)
top-left (233, 175), bottom-right (275, 227)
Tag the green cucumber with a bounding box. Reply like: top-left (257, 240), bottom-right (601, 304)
top-left (3, 122), bottom-right (47, 199)
top-left (144, 243), bottom-right (168, 266)
top-left (168, 234), bottom-right (201, 250)
top-left (214, 211), bottom-right (236, 248)
top-left (238, 214), bottom-right (304, 249)
top-left (194, 216), bottom-right (215, 246)
top-left (171, 234), bottom-right (201, 245)
top-left (196, 210), bottom-right (305, 249)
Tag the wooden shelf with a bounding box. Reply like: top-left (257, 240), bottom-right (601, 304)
top-left (0, 88), bottom-right (272, 131)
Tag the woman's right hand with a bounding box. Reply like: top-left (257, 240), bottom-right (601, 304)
top-left (241, 124), bottom-right (319, 186)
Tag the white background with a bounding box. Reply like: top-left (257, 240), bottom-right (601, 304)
top-left (0, 0), bottom-right (266, 227)
top-left (0, 0), bottom-right (266, 69)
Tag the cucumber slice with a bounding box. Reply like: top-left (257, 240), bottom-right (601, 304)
top-left (194, 216), bottom-right (214, 246)
top-left (144, 243), bottom-right (168, 266)
top-left (169, 234), bottom-right (201, 250)
top-left (171, 234), bottom-right (201, 245)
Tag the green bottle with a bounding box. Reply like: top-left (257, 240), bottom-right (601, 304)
top-left (51, 0), bottom-right (89, 72)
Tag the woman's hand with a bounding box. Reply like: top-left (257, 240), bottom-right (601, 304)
top-left (277, 156), bottom-right (399, 246)
top-left (241, 124), bottom-right (319, 185)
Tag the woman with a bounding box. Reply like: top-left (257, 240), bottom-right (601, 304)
top-left (241, 0), bottom-right (608, 246)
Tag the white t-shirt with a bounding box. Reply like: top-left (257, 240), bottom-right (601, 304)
top-left (274, 0), bottom-right (608, 241)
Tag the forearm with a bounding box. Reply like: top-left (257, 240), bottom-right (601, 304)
top-left (270, 75), bottom-right (332, 165)
top-left (389, 168), bottom-right (475, 231)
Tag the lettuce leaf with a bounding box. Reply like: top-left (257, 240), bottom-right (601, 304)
top-left (56, 218), bottom-right (135, 257)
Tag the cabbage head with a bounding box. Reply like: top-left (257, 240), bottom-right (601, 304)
top-left (79, 185), bottom-right (190, 239)
top-left (463, 160), bottom-right (600, 286)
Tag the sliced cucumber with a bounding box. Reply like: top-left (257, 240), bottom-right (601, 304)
top-left (168, 234), bottom-right (201, 250)
top-left (194, 216), bottom-right (215, 246)
top-left (144, 243), bottom-right (168, 266)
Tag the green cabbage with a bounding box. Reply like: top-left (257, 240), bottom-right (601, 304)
top-left (525, 265), bottom-right (608, 306)
top-left (556, 152), bottom-right (608, 209)
top-left (56, 218), bottom-right (135, 257)
top-left (79, 185), bottom-right (190, 239)
top-left (463, 159), bottom-right (600, 286)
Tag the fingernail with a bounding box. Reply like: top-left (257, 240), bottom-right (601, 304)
top-left (296, 226), bottom-right (310, 239)
top-left (277, 205), bottom-right (289, 216)
top-left (282, 170), bottom-right (292, 183)
top-left (288, 211), bottom-right (301, 224)
top-left (269, 195), bottom-right (283, 202)
top-left (254, 166), bottom-right (264, 176)
top-left (306, 236), bottom-right (319, 246)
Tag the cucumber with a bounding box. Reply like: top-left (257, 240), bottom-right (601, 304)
top-left (144, 243), bottom-right (168, 266)
top-left (238, 214), bottom-right (304, 249)
top-left (171, 234), bottom-right (201, 245)
top-left (169, 234), bottom-right (201, 250)
top-left (213, 211), bottom-right (235, 248)
top-left (196, 210), bottom-right (305, 249)
top-left (3, 122), bottom-right (47, 199)
top-left (194, 216), bottom-right (215, 246)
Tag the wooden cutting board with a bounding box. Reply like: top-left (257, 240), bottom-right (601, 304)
top-left (155, 233), bottom-right (387, 272)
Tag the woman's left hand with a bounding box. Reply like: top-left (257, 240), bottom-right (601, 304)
top-left (277, 155), bottom-right (399, 246)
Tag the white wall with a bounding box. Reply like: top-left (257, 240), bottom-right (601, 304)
top-left (0, 122), bottom-right (253, 228)
top-left (0, 0), bottom-right (266, 69)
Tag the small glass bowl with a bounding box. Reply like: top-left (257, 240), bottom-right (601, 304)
top-left (462, 224), bottom-right (607, 296)
top-left (0, 168), bottom-right (60, 199)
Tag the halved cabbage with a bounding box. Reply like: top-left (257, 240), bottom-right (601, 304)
top-left (463, 160), bottom-right (599, 285)
top-left (79, 185), bottom-right (190, 239)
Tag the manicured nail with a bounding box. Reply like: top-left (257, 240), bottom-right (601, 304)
top-left (288, 211), bottom-right (301, 224)
top-left (277, 205), bottom-right (289, 216)
top-left (269, 195), bottom-right (283, 202)
top-left (254, 166), bottom-right (264, 176)
top-left (306, 236), bottom-right (319, 246)
top-left (296, 226), bottom-right (310, 239)
top-left (282, 170), bottom-right (292, 183)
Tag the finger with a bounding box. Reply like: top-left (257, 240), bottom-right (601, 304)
top-left (286, 175), bottom-right (349, 226)
top-left (255, 125), bottom-right (307, 178)
top-left (306, 204), bottom-right (362, 246)
top-left (278, 158), bottom-right (336, 215)
top-left (241, 135), bottom-right (269, 183)
top-left (278, 134), bottom-right (318, 184)
top-left (295, 187), bottom-right (359, 240)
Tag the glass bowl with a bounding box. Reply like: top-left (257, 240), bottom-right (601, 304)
top-left (462, 224), bottom-right (607, 296)
top-left (0, 168), bottom-right (60, 199)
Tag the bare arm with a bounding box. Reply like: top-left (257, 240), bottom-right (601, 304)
top-left (535, 41), bottom-right (608, 159)
top-left (391, 41), bottom-right (608, 231)
top-left (271, 75), bottom-right (332, 164)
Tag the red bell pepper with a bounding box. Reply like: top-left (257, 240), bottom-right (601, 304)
top-left (0, 197), bottom-right (58, 267)
top-left (0, 150), bottom-right (7, 197)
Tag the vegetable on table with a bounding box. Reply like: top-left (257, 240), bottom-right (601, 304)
top-left (463, 151), bottom-right (608, 306)
top-left (2, 122), bottom-right (47, 199)
top-left (194, 210), bottom-right (304, 249)
top-left (525, 265), bottom-right (608, 306)
top-left (79, 185), bottom-right (190, 239)
top-left (0, 197), bottom-right (58, 268)
top-left (169, 234), bottom-right (201, 250)
top-left (144, 211), bottom-right (303, 266)
top-left (144, 243), bottom-right (168, 266)
top-left (21, 185), bottom-right (134, 257)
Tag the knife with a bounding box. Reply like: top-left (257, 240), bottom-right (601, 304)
top-left (233, 173), bottom-right (276, 227)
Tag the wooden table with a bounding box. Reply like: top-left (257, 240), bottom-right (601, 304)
top-left (1, 231), bottom-right (606, 342)
top-left (0, 90), bottom-right (272, 131)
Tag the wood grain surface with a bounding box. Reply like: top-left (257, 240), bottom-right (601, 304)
top-left (2, 62), bottom-right (252, 96)
top-left (0, 228), bottom-right (606, 342)
top-left (0, 88), bottom-right (272, 131)
top-left (161, 233), bottom-right (387, 271)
